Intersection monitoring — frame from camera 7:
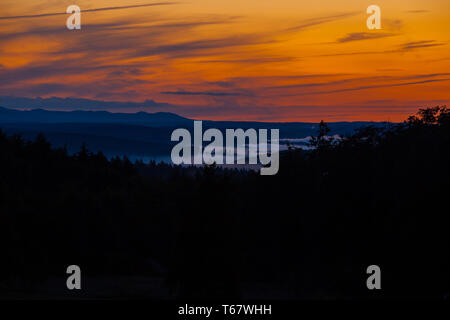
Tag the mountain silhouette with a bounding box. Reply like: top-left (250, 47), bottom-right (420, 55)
top-left (0, 105), bottom-right (389, 161)
top-left (0, 106), bottom-right (190, 127)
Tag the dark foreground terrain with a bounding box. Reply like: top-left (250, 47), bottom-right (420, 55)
top-left (0, 107), bottom-right (449, 299)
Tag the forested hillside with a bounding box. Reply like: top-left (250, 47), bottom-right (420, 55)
top-left (0, 107), bottom-right (448, 299)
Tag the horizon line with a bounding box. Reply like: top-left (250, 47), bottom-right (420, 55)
top-left (0, 105), bottom-right (398, 124)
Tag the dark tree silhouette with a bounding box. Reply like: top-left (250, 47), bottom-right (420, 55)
top-left (0, 107), bottom-right (449, 299)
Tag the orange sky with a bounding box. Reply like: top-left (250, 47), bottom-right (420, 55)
top-left (0, 0), bottom-right (449, 121)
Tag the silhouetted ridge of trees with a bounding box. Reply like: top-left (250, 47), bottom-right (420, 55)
top-left (0, 106), bottom-right (449, 299)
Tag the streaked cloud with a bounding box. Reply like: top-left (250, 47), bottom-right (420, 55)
top-left (294, 78), bottom-right (450, 96)
top-left (161, 91), bottom-right (242, 96)
top-left (0, 2), bottom-right (179, 20)
top-left (337, 32), bottom-right (397, 43)
top-left (285, 12), bottom-right (358, 32)
top-left (310, 39), bottom-right (447, 58)
top-left (400, 40), bottom-right (446, 50)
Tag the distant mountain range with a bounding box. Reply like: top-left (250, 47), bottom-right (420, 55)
top-left (0, 105), bottom-right (390, 162)
top-left (0, 105), bottom-right (189, 127)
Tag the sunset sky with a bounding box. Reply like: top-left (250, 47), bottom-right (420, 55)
top-left (0, 0), bottom-right (449, 121)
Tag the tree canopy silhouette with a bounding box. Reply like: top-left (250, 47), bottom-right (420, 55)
top-left (0, 106), bottom-right (448, 299)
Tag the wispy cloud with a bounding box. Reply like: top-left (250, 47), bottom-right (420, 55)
top-left (0, 2), bottom-right (179, 20)
top-left (337, 32), bottom-right (396, 43)
top-left (285, 12), bottom-right (358, 32)
top-left (256, 73), bottom-right (450, 97)
top-left (295, 78), bottom-right (450, 96)
top-left (196, 56), bottom-right (297, 64)
top-left (132, 35), bottom-right (276, 59)
top-left (161, 91), bottom-right (242, 96)
top-left (400, 40), bottom-right (446, 50)
top-left (310, 39), bottom-right (447, 58)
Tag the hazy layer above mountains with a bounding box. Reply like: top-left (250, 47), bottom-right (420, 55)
top-left (0, 96), bottom-right (171, 111)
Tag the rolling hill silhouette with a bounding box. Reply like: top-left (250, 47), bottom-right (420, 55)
top-left (0, 105), bottom-right (388, 161)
